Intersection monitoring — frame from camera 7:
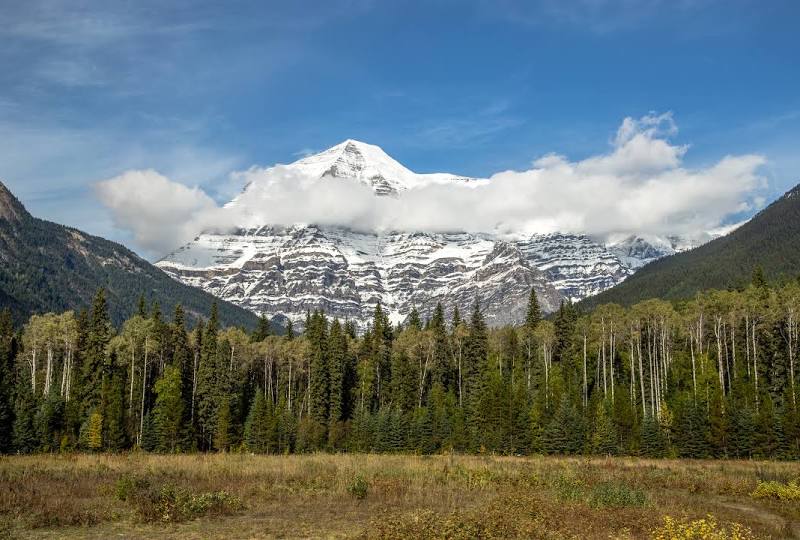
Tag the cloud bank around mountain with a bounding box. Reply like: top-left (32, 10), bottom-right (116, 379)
top-left (96, 113), bottom-right (766, 257)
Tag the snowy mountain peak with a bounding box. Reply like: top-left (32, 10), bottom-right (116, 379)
top-left (290, 139), bottom-right (415, 195)
top-left (286, 139), bottom-right (482, 195)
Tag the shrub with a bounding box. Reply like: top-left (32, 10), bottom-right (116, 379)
top-left (751, 481), bottom-right (800, 501)
top-left (651, 515), bottom-right (757, 540)
top-left (347, 474), bottom-right (369, 500)
top-left (114, 474), bottom-right (242, 522)
top-left (588, 482), bottom-right (648, 508)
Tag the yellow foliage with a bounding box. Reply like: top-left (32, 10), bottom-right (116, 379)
top-left (651, 515), bottom-right (758, 540)
top-left (750, 480), bottom-right (800, 501)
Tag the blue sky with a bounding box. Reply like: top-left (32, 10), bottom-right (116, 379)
top-left (2, 0), bottom-right (799, 255)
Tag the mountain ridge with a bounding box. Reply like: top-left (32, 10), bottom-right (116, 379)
top-left (578, 182), bottom-right (800, 309)
top-left (0, 180), bottom-right (259, 328)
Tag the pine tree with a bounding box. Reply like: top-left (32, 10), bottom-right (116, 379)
top-left (196, 303), bottom-right (220, 449)
top-left (153, 365), bottom-right (184, 452)
top-left (214, 397), bottom-right (232, 452)
top-left (525, 288), bottom-right (542, 330)
top-left (244, 391), bottom-right (273, 453)
top-left (591, 401), bottom-right (618, 455)
top-left (81, 289), bottom-right (112, 413)
top-left (0, 310), bottom-right (16, 453)
top-left (13, 379), bottom-right (38, 453)
top-left (407, 308), bottom-right (422, 331)
top-left (543, 396), bottom-right (584, 455)
top-left (328, 320), bottom-right (346, 424)
top-left (640, 416), bottom-right (667, 457)
top-left (252, 314), bottom-right (271, 343)
top-left (102, 367), bottom-right (127, 451)
top-left (307, 311), bottom-right (330, 430)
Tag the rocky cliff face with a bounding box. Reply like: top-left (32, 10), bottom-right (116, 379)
top-left (159, 225), bottom-right (564, 329)
top-left (156, 140), bottom-right (713, 328)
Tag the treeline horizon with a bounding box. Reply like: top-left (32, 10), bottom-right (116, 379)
top-left (1, 267), bottom-right (800, 459)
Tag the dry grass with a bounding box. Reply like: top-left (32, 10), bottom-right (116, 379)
top-left (0, 453), bottom-right (798, 539)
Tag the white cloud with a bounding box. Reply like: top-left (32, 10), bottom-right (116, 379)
top-left (94, 170), bottom-right (236, 257)
top-left (97, 114), bottom-right (766, 256)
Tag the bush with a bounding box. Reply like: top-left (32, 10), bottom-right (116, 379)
top-left (114, 474), bottom-right (242, 522)
top-left (588, 482), bottom-right (648, 508)
top-left (347, 474), bottom-right (369, 500)
top-left (651, 515), bottom-right (757, 540)
top-left (751, 481), bottom-right (800, 501)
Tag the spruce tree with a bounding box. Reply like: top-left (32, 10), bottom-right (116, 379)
top-left (196, 303), bottom-right (220, 449)
top-left (81, 289), bottom-right (112, 413)
top-left (244, 391), bottom-right (273, 453)
top-left (640, 416), bottom-right (667, 458)
top-left (0, 310), bottom-right (16, 452)
top-left (328, 320), bottom-right (346, 424)
top-left (153, 365), bottom-right (184, 452)
top-left (252, 314), bottom-right (271, 343)
top-left (525, 288), bottom-right (542, 330)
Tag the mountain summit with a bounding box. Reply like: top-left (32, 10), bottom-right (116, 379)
top-left (253, 139), bottom-right (481, 196)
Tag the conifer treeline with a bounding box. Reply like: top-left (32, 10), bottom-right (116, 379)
top-left (2, 269), bottom-right (800, 458)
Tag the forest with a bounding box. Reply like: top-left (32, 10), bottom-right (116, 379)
top-left (2, 268), bottom-right (799, 460)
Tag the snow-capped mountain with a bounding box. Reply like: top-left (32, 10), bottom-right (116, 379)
top-left (157, 140), bottom-right (714, 328)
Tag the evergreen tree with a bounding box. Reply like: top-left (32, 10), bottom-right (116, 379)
top-left (328, 320), bottom-right (346, 424)
top-left (196, 303), bottom-right (220, 449)
top-left (0, 310), bottom-right (16, 452)
top-left (102, 367), bottom-right (127, 451)
top-left (244, 391), bottom-right (273, 453)
top-left (640, 416), bottom-right (667, 458)
top-left (525, 288), bottom-right (542, 330)
top-left (81, 289), bottom-right (112, 412)
top-left (214, 397), bottom-right (232, 452)
top-left (591, 401), bottom-right (618, 455)
top-left (543, 396), bottom-right (584, 454)
top-left (252, 314), bottom-right (271, 343)
top-left (153, 365), bottom-right (184, 452)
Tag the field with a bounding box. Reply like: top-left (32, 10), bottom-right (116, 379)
top-left (1, 454), bottom-right (799, 539)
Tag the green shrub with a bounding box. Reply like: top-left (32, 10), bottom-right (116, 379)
top-left (114, 474), bottom-right (242, 522)
top-left (588, 482), bottom-right (648, 508)
top-left (347, 474), bottom-right (369, 500)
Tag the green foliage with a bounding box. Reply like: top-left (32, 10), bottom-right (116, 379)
top-left (153, 365), bottom-right (184, 452)
top-left (347, 474), bottom-right (369, 500)
top-left (115, 474), bottom-right (242, 522)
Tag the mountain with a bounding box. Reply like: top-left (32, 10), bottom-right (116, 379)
top-left (580, 183), bottom-right (800, 308)
top-left (157, 140), bottom-right (714, 328)
top-left (0, 180), bottom-right (258, 328)
top-left (270, 139), bottom-right (480, 196)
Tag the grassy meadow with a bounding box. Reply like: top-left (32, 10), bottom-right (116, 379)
top-left (0, 453), bottom-right (799, 539)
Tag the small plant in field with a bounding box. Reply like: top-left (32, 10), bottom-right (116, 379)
top-left (588, 482), bottom-right (648, 508)
top-left (114, 474), bottom-right (242, 522)
top-left (651, 515), bottom-right (758, 540)
top-left (551, 472), bottom-right (584, 501)
top-left (751, 480), bottom-right (800, 501)
top-left (347, 474), bottom-right (369, 500)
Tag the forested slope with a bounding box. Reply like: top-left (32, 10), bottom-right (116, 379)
top-left (581, 183), bottom-right (800, 309)
top-left (0, 181), bottom-right (257, 328)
